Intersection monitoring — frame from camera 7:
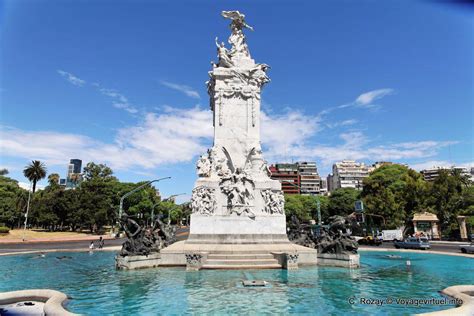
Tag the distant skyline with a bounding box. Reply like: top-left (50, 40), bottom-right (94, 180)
top-left (1, 0), bottom-right (473, 201)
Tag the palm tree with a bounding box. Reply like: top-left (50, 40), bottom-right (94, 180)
top-left (48, 173), bottom-right (60, 187)
top-left (23, 160), bottom-right (47, 193)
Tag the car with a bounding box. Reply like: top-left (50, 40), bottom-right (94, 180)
top-left (358, 236), bottom-right (382, 246)
top-left (394, 237), bottom-right (430, 250)
top-left (459, 242), bottom-right (474, 254)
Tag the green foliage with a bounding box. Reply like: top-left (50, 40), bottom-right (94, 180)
top-left (82, 162), bottom-right (115, 181)
top-left (23, 160), bottom-right (47, 193)
top-left (284, 194), bottom-right (326, 223)
top-left (361, 165), bottom-right (424, 229)
top-left (0, 226), bottom-right (9, 234)
top-left (0, 175), bottom-right (28, 228)
top-left (328, 188), bottom-right (360, 217)
top-left (425, 169), bottom-right (472, 235)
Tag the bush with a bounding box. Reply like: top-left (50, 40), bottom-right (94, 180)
top-left (0, 226), bottom-right (10, 234)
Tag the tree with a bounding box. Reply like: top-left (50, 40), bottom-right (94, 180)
top-left (328, 188), bottom-right (360, 217)
top-left (284, 194), bottom-right (323, 223)
top-left (23, 160), bottom-right (47, 193)
top-left (83, 162), bottom-right (115, 181)
top-left (0, 175), bottom-right (27, 228)
top-left (361, 165), bottom-right (427, 229)
top-left (47, 173), bottom-right (60, 187)
top-left (425, 169), bottom-right (472, 237)
top-left (0, 168), bottom-right (8, 176)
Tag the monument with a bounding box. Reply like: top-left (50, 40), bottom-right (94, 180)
top-left (160, 11), bottom-right (317, 269)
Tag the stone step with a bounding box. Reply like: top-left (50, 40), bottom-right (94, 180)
top-left (201, 263), bottom-right (282, 270)
top-left (208, 250), bottom-right (278, 254)
top-left (207, 253), bottom-right (274, 260)
top-left (205, 258), bottom-right (279, 265)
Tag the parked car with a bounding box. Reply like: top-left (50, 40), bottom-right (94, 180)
top-left (380, 229), bottom-right (403, 241)
top-left (358, 236), bottom-right (382, 246)
top-left (459, 242), bottom-right (474, 254)
top-left (394, 237), bottom-right (430, 250)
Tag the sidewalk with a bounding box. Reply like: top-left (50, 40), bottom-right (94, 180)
top-left (430, 240), bottom-right (470, 245)
top-left (0, 234), bottom-right (115, 244)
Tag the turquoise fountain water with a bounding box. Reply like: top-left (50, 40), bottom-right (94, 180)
top-left (0, 251), bottom-right (472, 315)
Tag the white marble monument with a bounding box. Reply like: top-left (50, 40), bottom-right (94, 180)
top-left (160, 11), bottom-right (317, 268)
top-left (188, 11), bottom-right (287, 244)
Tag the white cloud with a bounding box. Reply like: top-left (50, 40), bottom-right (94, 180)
top-left (18, 181), bottom-right (45, 191)
top-left (326, 119), bottom-right (358, 128)
top-left (0, 104), bottom-right (460, 178)
top-left (98, 87), bottom-right (138, 114)
top-left (0, 107), bottom-right (212, 171)
top-left (160, 81), bottom-right (201, 99)
top-left (355, 88), bottom-right (393, 106)
top-left (57, 70), bottom-right (86, 87)
top-left (339, 88), bottom-right (394, 109)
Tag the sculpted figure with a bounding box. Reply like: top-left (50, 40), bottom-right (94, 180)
top-left (261, 189), bottom-right (284, 214)
top-left (191, 186), bottom-right (217, 216)
top-left (288, 214), bottom-right (359, 254)
top-left (119, 212), bottom-right (150, 256)
top-left (215, 37), bottom-right (234, 68)
top-left (249, 63), bottom-right (270, 87)
top-left (221, 10), bottom-right (253, 57)
top-left (220, 168), bottom-right (255, 219)
top-left (196, 155), bottom-right (211, 177)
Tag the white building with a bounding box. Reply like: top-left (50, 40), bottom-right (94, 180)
top-left (421, 166), bottom-right (472, 182)
top-left (297, 162), bottom-right (321, 195)
top-left (330, 160), bottom-right (373, 191)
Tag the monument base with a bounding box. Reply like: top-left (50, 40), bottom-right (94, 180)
top-left (159, 240), bottom-right (318, 269)
top-left (115, 253), bottom-right (161, 270)
top-left (317, 253), bottom-right (360, 268)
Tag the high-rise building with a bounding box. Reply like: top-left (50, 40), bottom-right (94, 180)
top-left (297, 162), bottom-right (321, 195)
top-left (269, 163), bottom-right (300, 194)
top-left (421, 166), bottom-right (471, 182)
top-left (319, 178), bottom-right (328, 195)
top-left (68, 159), bottom-right (82, 175)
top-left (66, 159), bottom-right (83, 189)
top-left (329, 160), bottom-right (373, 191)
top-left (269, 162), bottom-right (324, 195)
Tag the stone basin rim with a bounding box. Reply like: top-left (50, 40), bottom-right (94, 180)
top-left (0, 289), bottom-right (79, 315)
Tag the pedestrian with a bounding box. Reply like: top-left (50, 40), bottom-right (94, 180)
top-left (89, 241), bottom-right (95, 250)
top-left (98, 236), bottom-right (104, 249)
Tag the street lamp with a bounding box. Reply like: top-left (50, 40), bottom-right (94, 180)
top-left (151, 193), bottom-right (186, 224)
top-left (118, 177), bottom-right (171, 220)
top-left (281, 180), bottom-right (323, 226)
top-left (22, 181), bottom-right (33, 242)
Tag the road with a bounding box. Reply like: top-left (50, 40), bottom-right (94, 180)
top-left (0, 227), bottom-right (469, 256)
top-left (0, 227), bottom-right (190, 255)
top-left (361, 241), bottom-right (465, 254)
top-left (0, 238), bottom-right (125, 254)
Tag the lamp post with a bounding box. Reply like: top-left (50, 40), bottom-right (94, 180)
top-left (118, 177), bottom-right (171, 222)
top-left (151, 193), bottom-right (186, 225)
top-left (22, 181), bottom-right (33, 242)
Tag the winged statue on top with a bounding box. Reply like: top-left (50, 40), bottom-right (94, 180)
top-left (221, 10), bottom-right (253, 58)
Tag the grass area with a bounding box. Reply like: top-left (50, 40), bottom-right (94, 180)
top-left (0, 229), bottom-right (93, 239)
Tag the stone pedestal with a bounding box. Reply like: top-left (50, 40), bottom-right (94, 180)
top-left (317, 253), bottom-right (360, 268)
top-left (272, 252), bottom-right (299, 270)
top-left (115, 253), bottom-right (161, 270)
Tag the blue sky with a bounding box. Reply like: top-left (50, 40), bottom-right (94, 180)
top-left (0, 0), bottom-right (473, 201)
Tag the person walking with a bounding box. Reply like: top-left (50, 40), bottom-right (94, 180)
top-left (98, 236), bottom-right (104, 249)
